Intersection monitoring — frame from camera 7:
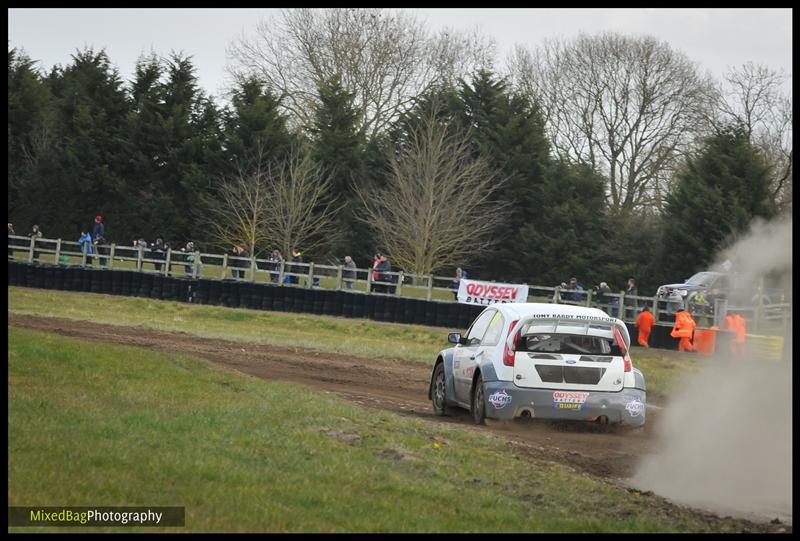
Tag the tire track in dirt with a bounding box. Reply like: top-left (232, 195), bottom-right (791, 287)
top-left (10, 312), bottom-right (792, 532)
top-left (9, 312), bottom-right (654, 480)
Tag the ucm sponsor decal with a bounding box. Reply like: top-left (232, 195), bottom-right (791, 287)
top-left (488, 389), bottom-right (513, 409)
top-left (625, 398), bottom-right (644, 417)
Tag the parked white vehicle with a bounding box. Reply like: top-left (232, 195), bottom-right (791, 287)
top-left (428, 303), bottom-right (646, 426)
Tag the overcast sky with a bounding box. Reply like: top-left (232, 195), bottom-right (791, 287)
top-left (8, 8), bottom-right (793, 101)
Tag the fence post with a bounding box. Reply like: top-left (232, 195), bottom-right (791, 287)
top-left (426, 275), bottom-right (433, 301)
top-left (250, 255), bottom-right (257, 283)
top-left (136, 246), bottom-right (143, 271)
top-left (221, 253), bottom-right (228, 280)
top-left (397, 271), bottom-right (404, 296)
top-left (755, 276), bottom-right (764, 332)
top-left (164, 248), bottom-right (172, 276)
top-left (308, 262), bottom-right (315, 289)
top-left (28, 236), bottom-right (35, 263)
top-left (81, 245), bottom-right (87, 267)
top-left (278, 260), bottom-right (285, 285)
top-left (54, 238), bottom-right (62, 265)
top-left (336, 265), bottom-right (343, 290)
top-left (619, 291), bottom-right (625, 317)
top-left (367, 267), bottom-right (374, 295)
top-left (585, 288), bottom-right (593, 307)
top-left (108, 244), bottom-right (115, 269)
top-left (192, 251), bottom-right (201, 279)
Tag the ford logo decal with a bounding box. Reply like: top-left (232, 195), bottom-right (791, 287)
top-left (565, 359), bottom-right (577, 364)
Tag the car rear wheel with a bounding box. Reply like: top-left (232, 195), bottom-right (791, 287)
top-left (431, 362), bottom-right (449, 416)
top-left (471, 373), bottom-right (486, 425)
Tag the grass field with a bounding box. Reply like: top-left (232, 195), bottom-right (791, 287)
top-left (9, 326), bottom-right (733, 532)
top-left (8, 287), bottom-right (700, 399)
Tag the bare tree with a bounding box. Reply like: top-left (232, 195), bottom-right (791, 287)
top-left (355, 99), bottom-right (509, 275)
top-left (262, 146), bottom-right (343, 258)
top-left (227, 8), bottom-right (495, 137)
top-left (713, 62), bottom-right (792, 212)
top-left (508, 32), bottom-right (717, 216)
top-left (202, 146), bottom-right (272, 257)
top-left (202, 144), bottom-right (341, 259)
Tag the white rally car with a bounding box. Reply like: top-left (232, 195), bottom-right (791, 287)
top-left (428, 303), bottom-right (646, 426)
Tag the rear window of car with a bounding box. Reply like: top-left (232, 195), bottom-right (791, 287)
top-left (519, 334), bottom-right (612, 355)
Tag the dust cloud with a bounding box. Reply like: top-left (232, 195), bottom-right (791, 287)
top-left (632, 216), bottom-right (793, 524)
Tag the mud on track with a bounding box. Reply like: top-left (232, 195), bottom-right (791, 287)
top-left (9, 312), bottom-right (654, 478)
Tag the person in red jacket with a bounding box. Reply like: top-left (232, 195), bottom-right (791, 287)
top-left (732, 312), bottom-right (747, 357)
top-left (635, 306), bottom-right (655, 347)
top-left (671, 308), bottom-right (697, 352)
top-left (723, 312), bottom-right (745, 357)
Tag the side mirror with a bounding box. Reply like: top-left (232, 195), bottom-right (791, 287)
top-left (447, 332), bottom-right (462, 345)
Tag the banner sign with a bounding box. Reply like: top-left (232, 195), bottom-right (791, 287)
top-left (457, 278), bottom-right (529, 306)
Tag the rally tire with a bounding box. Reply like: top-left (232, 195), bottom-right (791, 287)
top-left (471, 373), bottom-right (486, 425)
top-left (431, 362), bottom-right (449, 416)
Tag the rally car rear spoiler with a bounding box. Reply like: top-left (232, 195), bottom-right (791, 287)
top-left (505, 314), bottom-right (631, 352)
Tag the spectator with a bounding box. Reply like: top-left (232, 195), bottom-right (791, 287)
top-left (229, 244), bottom-right (250, 280)
top-left (624, 277), bottom-right (638, 318)
top-left (564, 277), bottom-right (585, 303)
top-left (380, 254), bottom-right (394, 294)
top-left (151, 238), bottom-right (166, 272)
top-left (29, 225), bottom-right (43, 262)
top-left (92, 215), bottom-right (107, 267)
top-left (78, 230), bottom-right (94, 265)
top-left (289, 248), bottom-right (304, 285)
top-left (181, 241), bottom-right (197, 276)
top-left (452, 267), bottom-right (468, 300)
top-left (593, 281), bottom-right (612, 306)
top-left (635, 306), bottom-right (655, 348)
top-left (370, 254), bottom-right (381, 292)
top-left (343, 255), bottom-right (356, 290)
top-left (371, 253), bottom-right (391, 293)
top-left (269, 249), bottom-right (283, 283)
top-left (8, 223), bottom-right (14, 258)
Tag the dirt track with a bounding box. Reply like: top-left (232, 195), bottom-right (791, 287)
top-left (9, 312), bottom-right (655, 479)
top-left (9, 312), bottom-right (792, 532)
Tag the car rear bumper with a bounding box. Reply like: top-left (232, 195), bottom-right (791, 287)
top-left (482, 381), bottom-right (646, 426)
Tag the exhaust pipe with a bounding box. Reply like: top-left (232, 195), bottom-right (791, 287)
top-left (520, 409), bottom-right (532, 419)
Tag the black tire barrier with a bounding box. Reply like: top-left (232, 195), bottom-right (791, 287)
top-left (137, 273), bottom-right (153, 297)
top-left (260, 284), bottom-right (274, 311)
top-left (383, 296), bottom-right (399, 324)
top-left (372, 295), bottom-right (385, 321)
top-left (195, 279), bottom-right (212, 305)
top-left (271, 285), bottom-right (285, 312)
top-left (6, 263), bottom-right (718, 351)
top-left (101, 270), bottom-right (113, 294)
top-left (150, 275), bottom-right (164, 300)
top-left (353, 293), bottom-right (367, 319)
top-left (303, 288), bottom-right (315, 314)
top-left (249, 283), bottom-right (263, 310)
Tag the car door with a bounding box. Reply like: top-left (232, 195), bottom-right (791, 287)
top-left (453, 309), bottom-right (496, 403)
